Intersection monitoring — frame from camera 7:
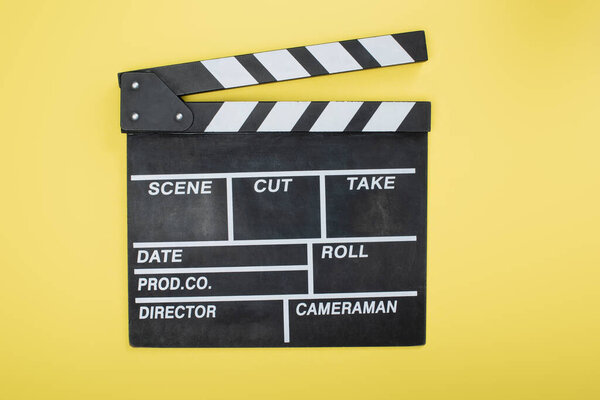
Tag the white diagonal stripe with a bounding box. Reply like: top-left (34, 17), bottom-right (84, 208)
top-left (254, 50), bottom-right (310, 81)
top-left (205, 102), bottom-right (258, 132)
top-left (358, 35), bottom-right (414, 66)
top-left (201, 57), bottom-right (258, 88)
top-left (309, 102), bottom-right (363, 132)
top-left (306, 42), bottom-right (362, 73)
top-left (257, 102), bottom-right (310, 132)
top-left (362, 102), bottom-right (415, 132)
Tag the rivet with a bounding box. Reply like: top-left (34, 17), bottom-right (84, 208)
top-left (131, 112), bottom-right (139, 121)
top-left (131, 81), bottom-right (139, 90)
top-left (175, 112), bottom-right (184, 121)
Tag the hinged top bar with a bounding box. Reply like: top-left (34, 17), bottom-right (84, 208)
top-left (120, 31), bottom-right (427, 96)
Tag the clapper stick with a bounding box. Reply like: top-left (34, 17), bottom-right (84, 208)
top-left (119, 31), bottom-right (429, 133)
top-left (121, 30), bottom-right (430, 347)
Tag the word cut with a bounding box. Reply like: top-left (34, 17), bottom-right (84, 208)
top-left (321, 245), bottom-right (368, 259)
top-left (254, 178), bottom-right (293, 193)
top-left (137, 249), bottom-right (183, 263)
top-left (148, 180), bottom-right (213, 195)
top-left (347, 176), bottom-right (396, 190)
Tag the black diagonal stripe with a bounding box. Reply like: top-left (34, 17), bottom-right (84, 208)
top-left (344, 102), bottom-right (381, 132)
top-left (287, 47), bottom-right (328, 76)
top-left (340, 40), bottom-right (380, 69)
top-left (151, 62), bottom-right (224, 96)
top-left (236, 54), bottom-right (276, 84)
top-left (184, 102), bottom-right (224, 132)
top-left (392, 31), bottom-right (428, 62)
top-left (397, 102), bottom-right (431, 132)
top-left (291, 102), bottom-right (328, 132)
top-left (239, 102), bottom-right (276, 132)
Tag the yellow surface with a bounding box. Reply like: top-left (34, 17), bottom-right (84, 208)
top-left (1, 0), bottom-right (599, 398)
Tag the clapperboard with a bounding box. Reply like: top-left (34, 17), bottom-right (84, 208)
top-left (119, 30), bottom-right (430, 347)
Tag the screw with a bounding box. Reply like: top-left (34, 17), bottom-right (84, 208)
top-left (131, 81), bottom-right (139, 90)
top-left (131, 112), bottom-right (139, 121)
top-left (175, 112), bottom-right (184, 121)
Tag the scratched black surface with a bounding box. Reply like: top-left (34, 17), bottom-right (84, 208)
top-left (127, 132), bottom-right (427, 347)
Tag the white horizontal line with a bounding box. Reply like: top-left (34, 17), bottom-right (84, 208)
top-left (133, 235), bottom-right (417, 248)
top-left (135, 291), bottom-right (418, 304)
top-left (130, 168), bottom-right (415, 181)
top-left (134, 265), bottom-right (309, 275)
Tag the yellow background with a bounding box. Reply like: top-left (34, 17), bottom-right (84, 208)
top-left (1, 0), bottom-right (599, 398)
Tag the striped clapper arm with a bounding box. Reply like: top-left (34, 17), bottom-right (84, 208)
top-left (141, 31), bottom-right (427, 95)
top-left (186, 101), bottom-right (430, 133)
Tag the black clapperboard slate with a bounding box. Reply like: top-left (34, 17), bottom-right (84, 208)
top-left (119, 31), bottom-right (430, 347)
